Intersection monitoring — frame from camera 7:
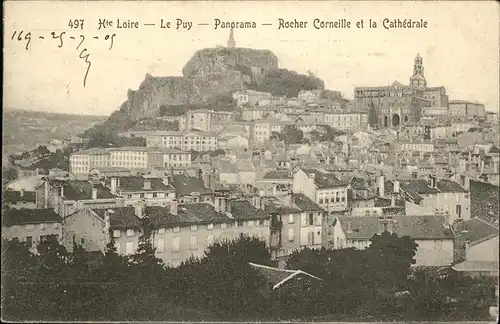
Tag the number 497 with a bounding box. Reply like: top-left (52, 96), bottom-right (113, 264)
top-left (68, 19), bottom-right (84, 30)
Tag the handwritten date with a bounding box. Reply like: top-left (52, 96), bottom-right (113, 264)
top-left (11, 30), bottom-right (116, 87)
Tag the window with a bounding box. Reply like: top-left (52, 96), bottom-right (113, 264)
top-left (157, 238), bottom-right (165, 253)
top-left (288, 214), bottom-right (295, 224)
top-left (221, 223), bottom-right (227, 229)
top-left (207, 223), bottom-right (214, 230)
top-left (288, 228), bottom-right (295, 242)
top-left (26, 236), bottom-right (33, 248)
top-left (126, 229), bottom-right (134, 237)
top-left (80, 237), bottom-right (86, 245)
top-left (173, 227), bottom-right (180, 233)
top-left (140, 193), bottom-right (145, 199)
top-left (191, 225), bottom-right (197, 231)
top-left (153, 192), bottom-right (158, 198)
top-left (126, 242), bottom-right (134, 254)
top-left (308, 213), bottom-right (314, 225)
top-left (190, 235), bottom-right (198, 250)
top-left (172, 237), bottom-right (180, 252)
top-left (113, 230), bottom-right (121, 238)
top-left (456, 205), bottom-right (462, 219)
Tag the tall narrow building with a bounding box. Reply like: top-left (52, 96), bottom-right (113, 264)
top-left (410, 53), bottom-right (427, 88)
top-left (227, 27), bottom-right (236, 48)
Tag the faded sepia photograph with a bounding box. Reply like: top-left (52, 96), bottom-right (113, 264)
top-left (2, 0), bottom-right (499, 322)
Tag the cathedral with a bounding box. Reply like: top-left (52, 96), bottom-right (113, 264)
top-left (354, 54), bottom-right (448, 129)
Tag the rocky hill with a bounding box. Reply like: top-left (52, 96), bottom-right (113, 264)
top-left (89, 46), bottom-right (324, 134)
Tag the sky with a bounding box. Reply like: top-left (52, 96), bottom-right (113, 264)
top-left (4, 1), bottom-right (499, 116)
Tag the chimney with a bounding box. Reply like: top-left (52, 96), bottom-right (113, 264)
top-left (104, 209), bottom-right (113, 237)
top-left (20, 188), bottom-right (25, 197)
top-left (379, 174), bottom-right (385, 197)
top-left (463, 176), bottom-right (470, 190)
top-left (393, 180), bottom-right (400, 194)
top-left (110, 177), bottom-right (117, 195)
top-left (92, 187), bottom-right (97, 200)
top-left (134, 203), bottom-right (144, 218)
top-left (44, 179), bottom-right (49, 208)
top-left (214, 196), bottom-right (222, 213)
top-left (143, 179), bottom-right (151, 190)
top-left (377, 216), bottom-right (385, 234)
top-left (220, 197), bottom-right (227, 213)
top-left (170, 199), bottom-right (178, 215)
top-left (386, 217), bottom-right (394, 234)
top-left (60, 186), bottom-right (65, 198)
top-left (282, 193), bottom-right (293, 207)
top-left (253, 195), bottom-right (261, 209)
top-left (162, 175), bottom-right (170, 186)
top-left (203, 172), bottom-right (211, 190)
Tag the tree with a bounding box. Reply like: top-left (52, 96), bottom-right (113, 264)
top-left (129, 215), bottom-right (165, 282)
top-left (366, 232), bottom-right (418, 290)
top-left (368, 102), bottom-right (378, 128)
top-left (2, 166), bottom-right (18, 182)
top-left (37, 145), bottom-right (51, 157)
top-left (205, 235), bottom-right (271, 265)
top-left (276, 125), bottom-right (306, 144)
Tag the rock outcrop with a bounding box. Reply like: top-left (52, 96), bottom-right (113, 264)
top-left (93, 46), bottom-right (323, 134)
top-left (117, 47), bottom-right (279, 120)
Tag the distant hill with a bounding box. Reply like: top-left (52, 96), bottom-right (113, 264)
top-left (2, 109), bottom-right (107, 155)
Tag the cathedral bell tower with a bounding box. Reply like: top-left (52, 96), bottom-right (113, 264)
top-left (410, 53), bottom-right (427, 88)
top-left (227, 28), bottom-right (236, 48)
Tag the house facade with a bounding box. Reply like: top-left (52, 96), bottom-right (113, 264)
top-left (3, 208), bottom-right (63, 252)
top-left (333, 215), bottom-right (455, 267)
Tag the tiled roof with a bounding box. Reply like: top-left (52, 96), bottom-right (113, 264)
top-left (249, 262), bottom-right (323, 290)
top-left (263, 170), bottom-right (293, 180)
top-left (249, 263), bottom-right (296, 286)
top-left (292, 193), bottom-right (323, 212)
top-left (94, 207), bottom-right (141, 230)
top-left (61, 181), bottom-right (116, 200)
top-left (4, 190), bottom-right (36, 204)
top-left (302, 168), bottom-right (347, 189)
top-left (3, 208), bottom-right (62, 226)
top-left (452, 260), bottom-right (499, 272)
top-left (385, 179), bottom-right (439, 196)
top-left (230, 199), bottom-right (270, 220)
top-left (106, 176), bottom-right (174, 192)
top-left (453, 218), bottom-right (499, 245)
top-left (147, 204), bottom-right (232, 227)
top-left (436, 179), bottom-right (468, 193)
top-left (337, 215), bottom-right (454, 240)
top-left (350, 177), bottom-right (369, 191)
top-left (95, 203), bottom-right (232, 230)
top-left (170, 174), bottom-right (214, 197)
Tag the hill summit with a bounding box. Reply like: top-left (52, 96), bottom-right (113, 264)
top-left (91, 41), bottom-right (324, 134)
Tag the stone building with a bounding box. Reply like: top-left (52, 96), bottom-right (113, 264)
top-left (354, 54), bottom-right (449, 129)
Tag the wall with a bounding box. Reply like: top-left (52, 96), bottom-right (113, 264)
top-left (2, 222), bottom-right (62, 253)
top-left (414, 239), bottom-right (454, 266)
top-left (63, 208), bottom-right (107, 253)
top-left (467, 237), bottom-right (499, 262)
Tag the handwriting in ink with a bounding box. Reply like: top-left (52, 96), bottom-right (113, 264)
top-left (11, 30), bottom-right (31, 50)
top-left (51, 31), bottom-right (65, 48)
top-left (10, 30), bottom-right (117, 87)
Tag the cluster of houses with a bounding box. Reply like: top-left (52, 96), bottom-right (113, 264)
top-left (3, 53), bottom-right (499, 277)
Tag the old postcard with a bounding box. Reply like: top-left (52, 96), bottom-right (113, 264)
top-left (2, 0), bottom-right (499, 322)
